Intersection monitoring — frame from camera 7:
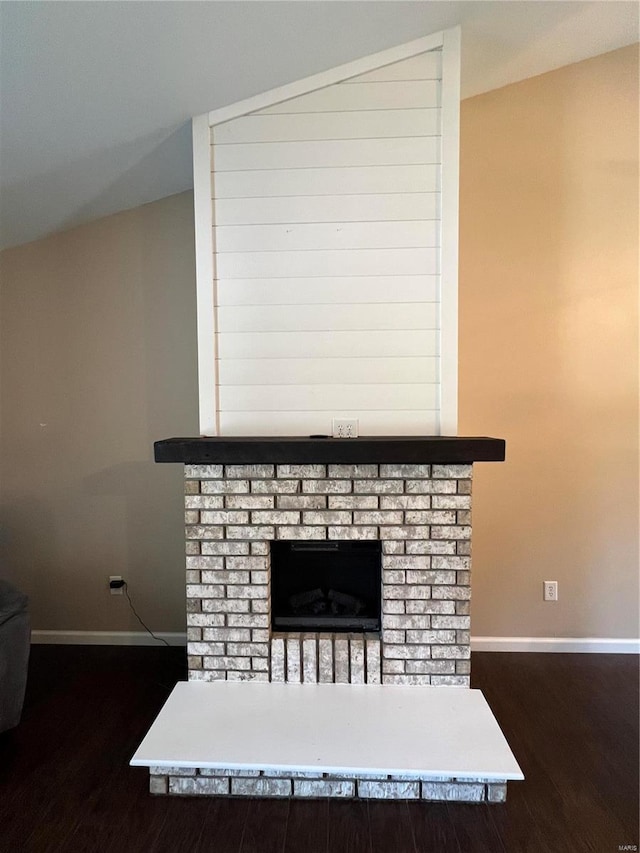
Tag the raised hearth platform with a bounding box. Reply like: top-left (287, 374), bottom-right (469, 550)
top-left (154, 436), bottom-right (505, 465)
top-left (131, 682), bottom-right (523, 802)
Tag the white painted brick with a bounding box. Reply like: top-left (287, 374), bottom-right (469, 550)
top-left (353, 479), bottom-right (403, 494)
top-left (431, 586), bottom-right (472, 601)
top-left (457, 479), bottom-right (472, 495)
top-left (328, 526), bottom-right (378, 540)
top-left (431, 645), bottom-right (471, 659)
top-left (286, 636), bottom-right (301, 682)
top-left (185, 511), bottom-right (200, 524)
top-left (251, 510), bottom-right (301, 525)
top-left (353, 510), bottom-right (403, 525)
top-left (202, 541), bottom-right (250, 555)
top-left (251, 541), bottom-right (270, 555)
top-left (382, 540), bottom-right (404, 554)
top-left (226, 464), bottom-right (274, 478)
top-left (277, 525), bottom-right (327, 540)
top-left (328, 464), bottom-right (378, 478)
top-left (328, 495), bottom-right (378, 509)
top-left (151, 766), bottom-right (195, 777)
top-left (349, 636), bottom-right (365, 684)
top-left (294, 779), bottom-right (355, 798)
top-left (365, 636), bottom-right (381, 684)
top-left (405, 630), bottom-right (455, 644)
top-left (406, 570), bottom-right (456, 585)
top-left (422, 782), bottom-right (483, 801)
top-left (189, 670), bottom-right (225, 681)
top-left (204, 656), bottom-right (252, 670)
top-left (253, 657), bottom-right (270, 671)
top-left (383, 674), bottom-right (431, 685)
top-left (405, 659), bottom-right (456, 674)
top-left (358, 780), bottom-right (420, 799)
top-left (187, 613), bottom-right (224, 626)
top-left (252, 600), bottom-right (269, 613)
top-left (227, 613), bottom-right (269, 628)
top-left (383, 555), bottom-right (430, 569)
top-left (277, 495), bottom-right (326, 509)
top-left (318, 635), bottom-right (334, 683)
top-left (203, 627), bottom-right (251, 642)
top-left (186, 525), bottom-right (224, 540)
top-left (186, 570), bottom-right (200, 584)
top-left (382, 570), bottom-right (405, 584)
top-left (202, 599), bottom-right (250, 613)
top-left (277, 464), bottom-right (326, 478)
top-left (187, 627), bottom-right (202, 641)
top-left (188, 642), bottom-right (225, 656)
top-left (431, 615), bottom-right (471, 629)
top-left (380, 464), bottom-right (431, 478)
top-left (406, 540), bottom-right (457, 555)
top-left (185, 495), bottom-right (225, 509)
top-left (302, 510), bottom-right (352, 525)
top-left (384, 614), bottom-right (442, 630)
top-left (384, 585), bottom-right (430, 600)
top-left (381, 495), bottom-right (431, 509)
top-left (185, 465), bottom-right (223, 479)
top-left (199, 769), bottom-right (261, 777)
top-left (225, 495), bottom-right (274, 509)
top-left (457, 571), bottom-right (471, 586)
top-left (457, 630), bottom-right (470, 645)
top-left (186, 584), bottom-right (224, 599)
top-left (226, 556), bottom-right (268, 571)
top-left (188, 655), bottom-right (203, 670)
top-left (184, 480), bottom-right (200, 494)
top-left (405, 510), bottom-right (456, 525)
top-left (227, 670), bottom-right (270, 682)
top-left (456, 659), bottom-right (472, 674)
top-left (201, 570), bottom-right (249, 584)
top-left (226, 584), bottom-right (268, 600)
top-left (271, 637), bottom-right (285, 682)
top-left (251, 479), bottom-right (300, 494)
top-left (302, 635), bottom-right (318, 682)
top-left (431, 494), bottom-right (472, 510)
top-left (200, 510), bottom-right (249, 525)
top-left (383, 630), bottom-right (406, 644)
top-left (226, 526), bottom-right (274, 540)
top-left (431, 675), bottom-right (470, 686)
top-left (383, 645), bottom-right (432, 660)
top-left (382, 600), bottom-right (405, 614)
top-left (334, 637), bottom-right (349, 683)
top-left (186, 556), bottom-right (224, 570)
top-left (251, 571), bottom-right (269, 584)
top-left (252, 628), bottom-right (270, 642)
top-left (201, 480), bottom-right (249, 494)
top-left (432, 555), bottom-right (471, 569)
top-left (432, 465), bottom-right (472, 479)
top-left (169, 777), bottom-right (231, 796)
top-left (379, 526), bottom-right (430, 540)
top-left (185, 541), bottom-right (201, 555)
top-left (431, 526), bottom-right (471, 540)
top-left (382, 659), bottom-right (406, 674)
top-left (302, 480), bottom-right (352, 494)
top-left (226, 642), bottom-right (269, 657)
top-left (406, 479), bottom-right (456, 494)
top-left (231, 777), bottom-right (291, 797)
top-left (405, 590), bottom-right (456, 614)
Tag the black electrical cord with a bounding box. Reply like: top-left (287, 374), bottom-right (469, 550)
top-left (123, 581), bottom-right (171, 647)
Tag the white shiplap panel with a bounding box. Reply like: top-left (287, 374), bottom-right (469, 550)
top-left (218, 357), bottom-right (439, 386)
top-left (219, 410), bottom-right (440, 436)
top-left (213, 137), bottom-right (440, 172)
top-left (258, 81), bottom-right (440, 114)
top-left (212, 109), bottom-right (440, 145)
top-left (214, 165), bottom-right (439, 199)
top-left (218, 330), bottom-right (438, 360)
top-left (216, 248), bottom-right (438, 279)
top-left (215, 222), bottom-right (439, 253)
top-left (217, 303), bottom-right (437, 333)
top-left (214, 193), bottom-right (439, 226)
top-left (347, 51), bottom-right (441, 84)
top-left (217, 276), bottom-right (438, 306)
top-left (219, 383), bottom-right (438, 412)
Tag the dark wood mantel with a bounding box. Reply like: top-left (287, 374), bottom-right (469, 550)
top-left (154, 436), bottom-right (505, 465)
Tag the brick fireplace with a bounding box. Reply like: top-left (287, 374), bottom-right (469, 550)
top-left (131, 436), bottom-right (522, 803)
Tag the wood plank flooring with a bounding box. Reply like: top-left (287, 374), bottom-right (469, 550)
top-left (0, 646), bottom-right (637, 853)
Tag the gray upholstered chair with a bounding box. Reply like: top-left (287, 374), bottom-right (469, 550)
top-left (0, 580), bottom-right (30, 733)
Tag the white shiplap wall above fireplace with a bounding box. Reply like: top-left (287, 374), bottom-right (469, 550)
top-left (192, 28), bottom-right (460, 437)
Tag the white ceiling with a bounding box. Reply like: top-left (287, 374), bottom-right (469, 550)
top-left (0, 1), bottom-right (637, 250)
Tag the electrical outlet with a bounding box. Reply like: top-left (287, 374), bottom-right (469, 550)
top-left (109, 575), bottom-right (124, 596)
top-left (543, 580), bottom-right (558, 602)
top-left (332, 418), bottom-right (359, 439)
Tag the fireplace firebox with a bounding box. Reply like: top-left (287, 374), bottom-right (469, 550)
top-left (270, 540), bottom-right (381, 632)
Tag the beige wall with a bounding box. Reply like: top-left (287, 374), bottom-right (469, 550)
top-left (0, 192), bottom-right (198, 634)
top-left (459, 45), bottom-right (639, 638)
top-left (1, 46), bottom-right (638, 641)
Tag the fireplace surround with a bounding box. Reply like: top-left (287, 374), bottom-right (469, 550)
top-left (131, 436), bottom-right (523, 802)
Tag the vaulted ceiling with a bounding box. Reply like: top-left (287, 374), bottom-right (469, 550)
top-left (1, 1), bottom-right (637, 250)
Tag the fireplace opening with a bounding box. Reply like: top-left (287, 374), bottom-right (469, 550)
top-left (270, 540), bottom-right (381, 633)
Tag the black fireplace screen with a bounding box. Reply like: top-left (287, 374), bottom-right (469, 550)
top-left (270, 540), bottom-right (381, 633)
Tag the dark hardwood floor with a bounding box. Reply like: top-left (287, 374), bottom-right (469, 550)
top-left (0, 646), bottom-right (637, 853)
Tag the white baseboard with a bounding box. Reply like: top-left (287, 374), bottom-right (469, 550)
top-left (31, 630), bottom-right (187, 646)
top-left (471, 636), bottom-right (640, 654)
top-left (30, 631), bottom-right (639, 653)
